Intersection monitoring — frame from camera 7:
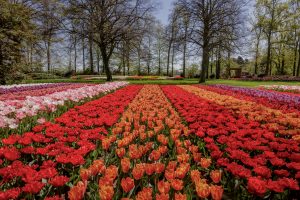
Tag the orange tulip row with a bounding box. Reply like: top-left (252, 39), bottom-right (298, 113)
top-left (93, 85), bottom-right (224, 200)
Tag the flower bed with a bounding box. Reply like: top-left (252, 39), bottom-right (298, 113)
top-left (0, 82), bottom-right (128, 129)
top-left (261, 85), bottom-right (300, 94)
top-left (0, 83), bottom-right (93, 101)
top-left (201, 85), bottom-right (300, 115)
top-left (162, 85), bottom-right (300, 199)
top-left (0, 83), bottom-right (73, 94)
top-left (0, 84), bottom-right (299, 199)
top-left (0, 85), bottom-right (142, 199)
top-left (69, 85), bottom-right (224, 200)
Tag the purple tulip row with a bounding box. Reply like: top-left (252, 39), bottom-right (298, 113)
top-left (0, 83), bottom-right (75, 94)
top-left (209, 84), bottom-right (300, 107)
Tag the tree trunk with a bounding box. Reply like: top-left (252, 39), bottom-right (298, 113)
top-left (167, 40), bottom-right (172, 76)
top-left (254, 39), bottom-right (260, 75)
top-left (297, 41), bottom-right (300, 76)
top-left (122, 53), bottom-right (126, 76)
top-left (158, 47), bottom-right (161, 75)
top-left (82, 37), bottom-right (85, 71)
top-left (0, 44), bottom-right (6, 85)
top-left (137, 46), bottom-right (141, 76)
top-left (183, 37), bottom-right (187, 77)
top-left (265, 32), bottom-right (272, 75)
top-left (210, 55), bottom-right (213, 75)
top-left (126, 54), bottom-right (130, 76)
top-left (89, 34), bottom-right (94, 73)
top-left (171, 45), bottom-right (175, 77)
top-left (126, 43), bottom-right (130, 76)
top-left (200, 44), bottom-right (209, 83)
top-left (103, 57), bottom-right (112, 81)
top-left (47, 39), bottom-right (51, 73)
top-left (281, 53), bottom-right (285, 75)
top-left (96, 48), bottom-right (100, 74)
top-left (216, 50), bottom-right (221, 79)
top-left (293, 40), bottom-right (298, 76)
top-left (74, 36), bottom-right (77, 73)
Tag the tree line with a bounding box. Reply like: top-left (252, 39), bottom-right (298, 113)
top-left (0, 0), bottom-right (299, 84)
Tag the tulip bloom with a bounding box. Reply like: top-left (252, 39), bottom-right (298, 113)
top-left (210, 185), bottom-right (224, 200)
top-left (121, 158), bottom-right (131, 173)
top-left (121, 177), bottom-right (135, 193)
top-left (210, 170), bottom-right (222, 184)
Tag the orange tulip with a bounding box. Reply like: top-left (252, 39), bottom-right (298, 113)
top-left (132, 164), bottom-right (144, 180)
top-left (175, 193), bottom-right (187, 200)
top-left (157, 180), bottom-right (170, 194)
top-left (210, 185), bottom-right (224, 200)
top-left (158, 146), bottom-right (168, 154)
top-left (171, 179), bottom-right (184, 191)
top-left (99, 185), bottom-right (114, 200)
top-left (167, 161), bottom-right (177, 170)
top-left (145, 163), bottom-right (155, 176)
top-left (79, 168), bottom-right (91, 181)
top-left (104, 165), bottom-right (118, 184)
top-left (165, 169), bottom-right (175, 181)
top-left (196, 182), bottom-right (210, 198)
top-left (136, 187), bottom-right (152, 200)
top-left (193, 153), bottom-right (201, 163)
top-left (121, 177), bottom-right (135, 193)
top-left (68, 180), bottom-right (87, 200)
top-left (200, 158), bottom-right (212, 168)
top-left (190, 170), bottom-right (201, 183)
top-left (149, 150), bottom-right (161, 161)
top-left (121, 158), bottom-right (131, 173)
top-left (156, 193), bottom-right (169, 200)
top-left (155, 163), bottom-right (165, 174)
top-left (90, 159), bottom-right (105, 176)
top-left (116, 148), bottom-right (126, 158)
top-left (210, 170), bottom-right (222, 184)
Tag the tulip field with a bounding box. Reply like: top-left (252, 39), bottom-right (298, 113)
top-left (0, 83), bottom-right (299, 200)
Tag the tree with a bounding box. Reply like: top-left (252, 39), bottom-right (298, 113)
top-left (166, 9), bottom-right (179, 77)
top-left (0, 0), bottom-right (33, 84)
top-left (256, 0), bottom-right (288, 75)
top-left (65, 0), bottom-right (154, 81)
top-left (35, 0), bottom-right (62, 73)
top-left (177, 0), bottom-right (245, 83)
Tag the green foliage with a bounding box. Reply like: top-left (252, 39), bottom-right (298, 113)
top-left (0, 0), bottom-right (34, 84)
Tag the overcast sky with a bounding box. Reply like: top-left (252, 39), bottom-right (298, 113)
top-left (155, 0), bottom-right (175, 25)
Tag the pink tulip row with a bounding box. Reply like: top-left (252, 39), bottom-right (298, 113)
top-left (0, 82), bottom-right (128, 129)
top-left (0, 84), bottom-right (93, 101)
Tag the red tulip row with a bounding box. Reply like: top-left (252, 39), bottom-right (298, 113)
top-left (161, 85), bottom-right (300, 199)
top-left (0, 85), bottom-right (142, 199)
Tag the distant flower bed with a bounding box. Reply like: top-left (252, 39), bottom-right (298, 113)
top-left (232, 76), bottom-right (300, 82)
top-left (166, 76), bottom-right (184, 80)
top-left (261, 85), bottom-right (300, 94)
top-left (126, 76), bottom-right (163, 80)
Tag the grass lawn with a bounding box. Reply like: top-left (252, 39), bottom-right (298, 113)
top-left (22, 78), bottom-right (300, 87)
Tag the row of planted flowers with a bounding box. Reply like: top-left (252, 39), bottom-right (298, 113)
top-left (192, 85), bottom-right (300, 140)
top-left (261, 85), bottom-right (300, 94)
top-left (0, 82), bottom-right (128, 129)
top-left (0, 85), bottom-right (142, 199)
top-left (162, 85), bottom-right (299, 199)
top-left (207, 85), bottom-right (300, 114)
top-left (0, 83), bottom-right (74, 94)
top-left (69, 85), bottom-right (224, 200)
top-left (0, 83), bottom-right (94, 101)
